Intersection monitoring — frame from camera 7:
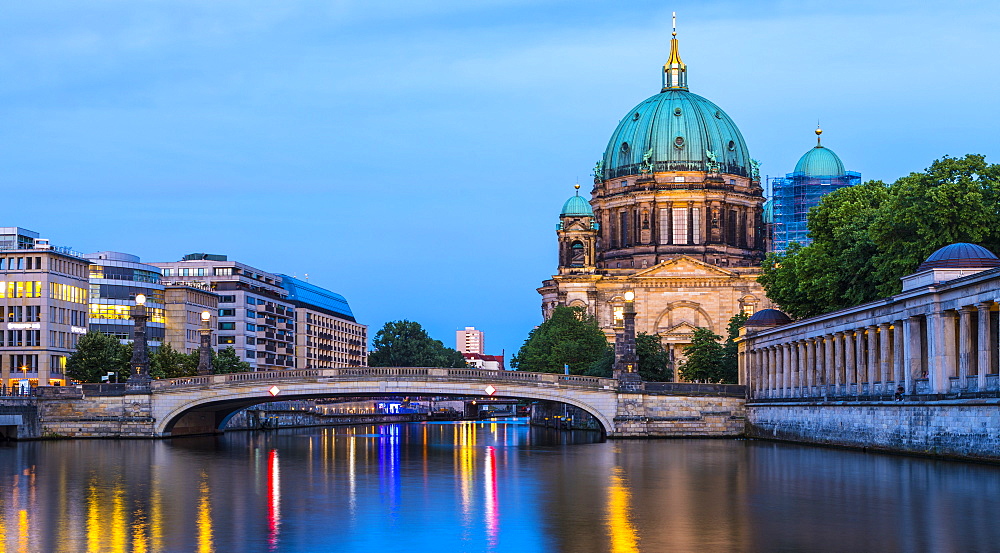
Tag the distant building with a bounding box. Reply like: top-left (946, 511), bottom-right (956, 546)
top-left (0, 227), bottom-right (88, 386)
top-left (456, 327), bottom-right (485, 354)
top-left (163, 285), bottom-right (219, 354)
top-left (152, 254), bottom-right (295, 371)
top-left (85, 251), bottom-right (165, 347)
top-left (766, 128), bottom-right (861, 253)
top-left (277, 275), bottom-right (367, 368)
top-left (462, 352), bottom-right (504, 371)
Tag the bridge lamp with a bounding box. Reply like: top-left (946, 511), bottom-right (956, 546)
top-left (624, 291), bottom-right (635, 302)
top-left (197, 311), bottom-right (213, 376)
top-left (127, 292), bottom-right (152, 386)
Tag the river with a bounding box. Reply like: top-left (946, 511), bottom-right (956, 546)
top-left (1, 420), bottom-right (998, 552)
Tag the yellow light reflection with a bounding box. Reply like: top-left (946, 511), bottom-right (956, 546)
top-left (111, 485), bottom-right (126, 553)
top-left (17, 509), bottom-right (28, 553)
top-left (86, 483), bottom-right (102, 553)
top-left (607, 467), bottom-right (639, 553)
top-left (197, 474), bottom-right (214, 553)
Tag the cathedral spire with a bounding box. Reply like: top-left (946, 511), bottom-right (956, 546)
top-left (662, 12), bottom-right (688, 91)
top-left (815, 124), bottom-right (823, 147)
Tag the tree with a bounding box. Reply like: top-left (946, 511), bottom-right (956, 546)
top-left (368, 320), bottom-right (467, 368)
top-left (150, 342), bottom-right (197, 379)
top-left (636, 332), bottom-right (671, 382)
top-left (66, 331), bottom-right (129, 383)
top-left (678, 328), bottom-right (726, 383)
top-left (759, 154), bottom-right (1000, 317)
top-left (212, 346), bottom-right (251, 374)
top-left (511, 306), bottom-right (610, 374)
top-left (720, 312), bottom-right (750, 384)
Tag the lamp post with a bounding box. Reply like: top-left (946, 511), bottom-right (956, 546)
top-left (197, 310), bottom-right (213, 376)
top-left (614, 290), bottom-right (642, 391)
top-left (127, 293), bottom-right (152, 387)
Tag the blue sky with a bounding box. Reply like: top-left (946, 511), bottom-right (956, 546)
top-left (3, 0), bottom-right (999, 359)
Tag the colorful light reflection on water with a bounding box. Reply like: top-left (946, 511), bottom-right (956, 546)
top-left (1, 421), bottom-right (1000, 552)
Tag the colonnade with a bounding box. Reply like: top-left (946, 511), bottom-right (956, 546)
top-left (742, 301), bottom-right (1000, 400)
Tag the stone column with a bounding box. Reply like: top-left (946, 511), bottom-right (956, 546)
top-left (878, 322), bottom-right (891, 395)
top-left (867, 325), bottom-right (879, 395)
top-left (925, 309), bottom-right (954, 394)
top-left (802, 338), bottom-right (817, 397)
top-left (904, 316), bottom-right (923, 394)
top-left (782, 343), bottom-right (792, 398)
top-left (845, 331), bottom-right (857, 395)
top-left (977, 302), bottom-right (992, 392)
top-left (892, 321), bottom-right (904, 392)
top-left (824, 335), bottom-right (834, 397)
top-left (959, 306), bottom-right (974, 391)
top-left (790, 341), bottom-right (800, 398)
top-left (769, 345), bottom-right (778, 398)
top-left (833, 332), bottom-right (843, 397)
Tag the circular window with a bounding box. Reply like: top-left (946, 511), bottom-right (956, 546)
top-left (673, 107), bottom-right (682, 116)
top-left (632, 112), bottom-right (640, 121)
top-left (715, 110), bottom-right (723, 119)
top-left (674, 136), bottom-right (685, 149)
top-left (620, 142), bottom-right (631, 156)
top-left (727, 140), bottom-right (736, 151)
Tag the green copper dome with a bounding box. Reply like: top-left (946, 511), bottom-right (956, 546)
top-left (794, 145), bottom-right (846, 177)
top-left (561, 193), bottom-right (594, 217)
top-left (601, 90), bottom-right (752, 180)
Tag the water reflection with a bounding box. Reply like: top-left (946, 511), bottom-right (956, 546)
top-left (1, 423), bottom-right (999, 552)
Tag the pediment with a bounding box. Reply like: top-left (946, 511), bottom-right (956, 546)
top-left (661, 322), bottom-right (699, 335)
top-left (631, 256), bottom-right (737, 278)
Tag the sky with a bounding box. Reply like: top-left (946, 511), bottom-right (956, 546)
top-left (3, 0), bottom-right (1000, 359)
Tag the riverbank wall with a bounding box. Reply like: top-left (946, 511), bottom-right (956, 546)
top-left (746, 399), bottom-right (1000, 462)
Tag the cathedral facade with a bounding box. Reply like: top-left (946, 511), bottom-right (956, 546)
top-left (538, 28), bottom-right (773, 368)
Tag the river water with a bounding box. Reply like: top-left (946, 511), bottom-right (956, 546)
top-left (1, 420), bottom-right (998, 552)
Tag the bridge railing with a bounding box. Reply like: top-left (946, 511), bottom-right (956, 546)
top-left (148, 367), bottom-right (618, 391)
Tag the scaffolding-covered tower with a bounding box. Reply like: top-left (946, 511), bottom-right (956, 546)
top-left (767, 128), bottom-right (860, 253)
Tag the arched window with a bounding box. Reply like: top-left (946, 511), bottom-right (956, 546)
top-left (569, 241), bottom-right (585, 267)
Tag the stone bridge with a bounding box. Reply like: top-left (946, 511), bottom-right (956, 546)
top-left (35, 367), bottom-right (747, 439)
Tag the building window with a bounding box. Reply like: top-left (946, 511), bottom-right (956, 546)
top-left (672, 208), bottom-right (688, 245)
top-left (247, 323), bottom-right (257, 331)
top-left (218, 322), bottom-right (236, 330)
top-left (162, 269), bottom-right (172, 277)
top-left (218, 309), bottom-right (235, 317)
top-left (692, 207), bottom-right (702, 245)
top-left (214, 267), bottom-right (233, 276)
top-left (219, 295), bottom-right (235, 303)
top-left (219, 336), bottom-right (236, 344)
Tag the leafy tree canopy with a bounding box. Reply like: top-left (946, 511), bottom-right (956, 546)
top-left (368, 320), bottom-right (467, 368)
top-left (66, 331), bottom-right (130, 383)
top-left (212, 346), bottom-right (252, 374)
top-left (759, 155), bottom-right (1000, 318)
top-left (512, 306), bottom-right (610, 374)
top-left (678, 327), bottom-right (726, 383)
top-left (150, 342), bottom-right (198, 379)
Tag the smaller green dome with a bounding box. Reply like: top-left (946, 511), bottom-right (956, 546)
top-left (794, 146), bottom-right (846, 177)
top-left (561, 194), bottom-right (593, 217)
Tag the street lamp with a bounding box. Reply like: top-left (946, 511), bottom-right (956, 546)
top-left (127, 293), bottom-right (152, 387)
top-left (197, 310), bottom-right (213, 376)
top-left (614, 290), bottom-right (641, 390)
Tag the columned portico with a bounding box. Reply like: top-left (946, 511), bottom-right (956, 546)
top-left (739, 244), bottom-right (1000, 400)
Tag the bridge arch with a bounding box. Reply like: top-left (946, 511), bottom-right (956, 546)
top-left (150, 369), bottom-right (618, 437)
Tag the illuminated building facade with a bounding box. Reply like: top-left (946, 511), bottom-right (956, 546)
top-left (277, 275), bottom-right (367, 368)
top-left (152, 254), bottom-right (295, 370)
top-left (538, 25), bottom-right (773, 371)
top-left (163, 285), bottom-right (219, 354)
top-left (0, 227), bottom-right (88, 386)
top-left (86, 251), bottom-right (166, 347)
top-left (456, 327), bottom-right (485, 354)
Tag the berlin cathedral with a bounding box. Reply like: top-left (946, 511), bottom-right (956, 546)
top-left (538, 25), bottom-right (774, 365)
